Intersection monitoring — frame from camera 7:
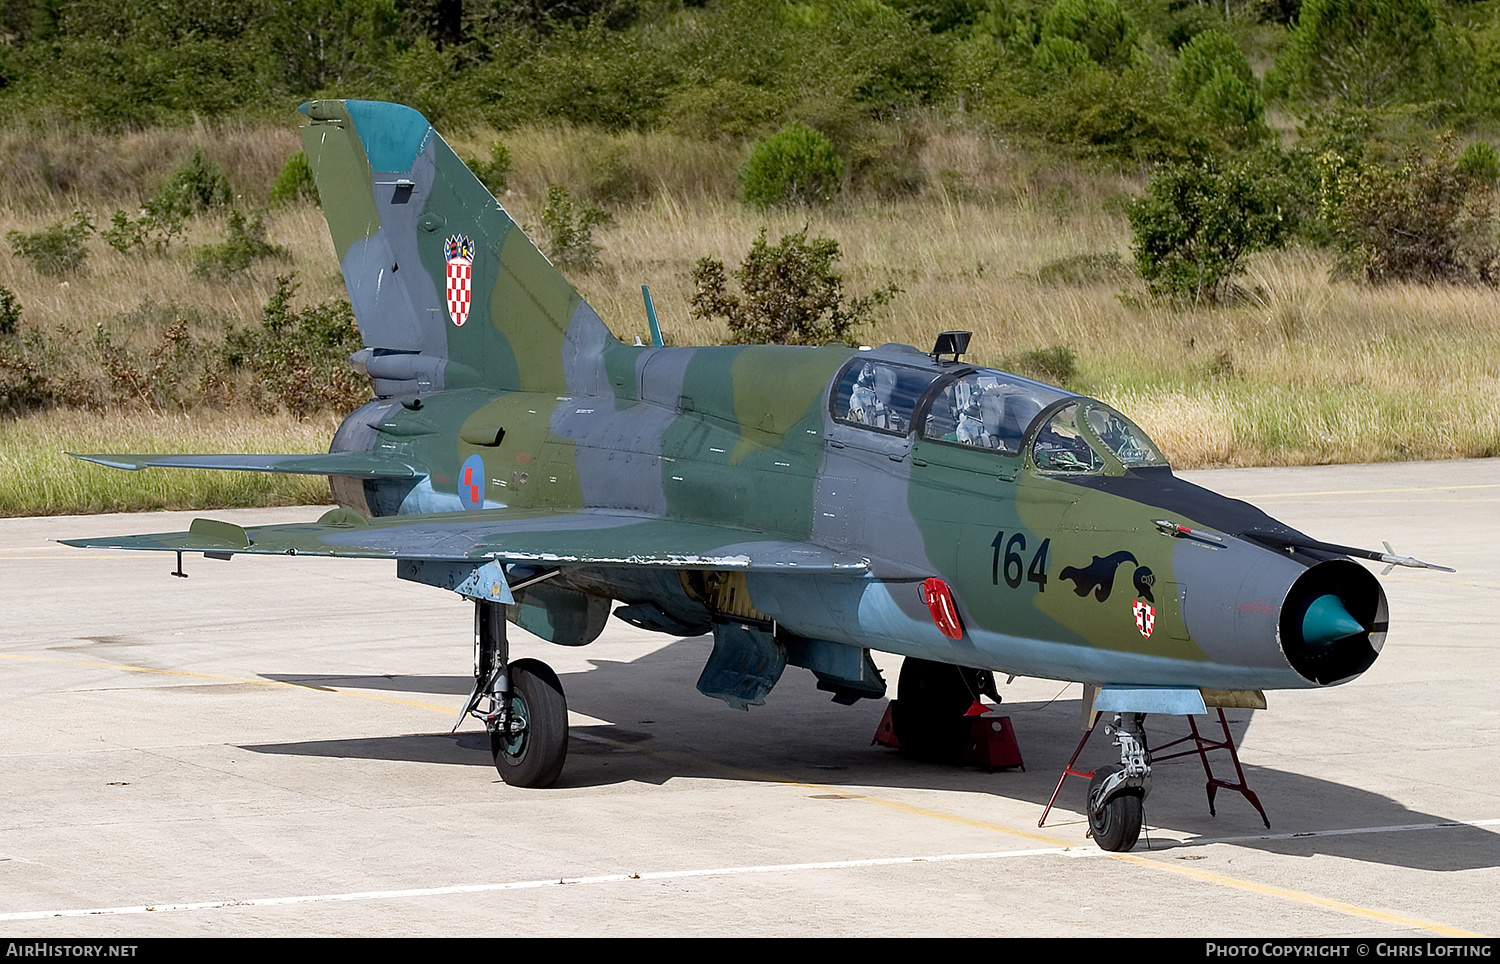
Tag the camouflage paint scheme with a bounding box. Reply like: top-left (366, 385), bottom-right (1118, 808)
top-left (67, 100), bottom-right (1394, 715)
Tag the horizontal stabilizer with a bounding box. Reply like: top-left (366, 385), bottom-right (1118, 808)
top-left (61, 507), bottom-right (871, 573)
top-left (68, 452), bottom-right (418, 479)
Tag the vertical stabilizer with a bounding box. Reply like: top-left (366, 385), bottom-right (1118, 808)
top-left (300, 100), bottom-right (617, 397)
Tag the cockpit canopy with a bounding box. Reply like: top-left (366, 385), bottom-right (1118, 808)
top-left (830, 356), bottom-right (1168, 474)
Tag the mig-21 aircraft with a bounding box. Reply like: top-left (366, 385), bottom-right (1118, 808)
top-left (64, 100), bottom-right (1449, 852)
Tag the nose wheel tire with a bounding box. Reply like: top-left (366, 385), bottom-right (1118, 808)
top-left (489, 658), bottom-right (568, 788)
top-left (1088, 764), bottom-right (1144, 852)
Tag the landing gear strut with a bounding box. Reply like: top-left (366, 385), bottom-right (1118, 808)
top-left (1086, 713), bottom-right (1149, 852)
top-left (461, 598), bottom-right (568, 788)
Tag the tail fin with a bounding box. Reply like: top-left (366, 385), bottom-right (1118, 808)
top-left (299, 100), bottom-right (618, 398)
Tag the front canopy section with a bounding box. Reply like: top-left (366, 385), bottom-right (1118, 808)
top-left (1029, 399), bottom-right (1168, 475)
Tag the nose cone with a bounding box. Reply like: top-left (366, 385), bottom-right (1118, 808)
top-left (1301, 593), bottom-right (1367, 652)
top-left (1280, 559), bottom-right (1388, 685)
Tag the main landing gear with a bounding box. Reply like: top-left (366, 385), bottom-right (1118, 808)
top-left (459, 598), bottom-right (568, 788)
top-left (890, 657), bottom-right (998, 762)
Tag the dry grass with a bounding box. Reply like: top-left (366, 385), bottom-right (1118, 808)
top-left (0, 409), bottom-right (338, 516)
top-left (0, 118), bottom-right (303, 212)
top-left (0, 198), bottom-right (341, 365)
top-left (3, 119), bottom-right (1499, 519)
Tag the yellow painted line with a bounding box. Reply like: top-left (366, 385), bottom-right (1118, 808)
top-left (575, 728), bottom-right (1486, 934)
top-left (7, 652), bottom-right (1485, 936)
top-left (1109, 851), bottom-right (1486, 937)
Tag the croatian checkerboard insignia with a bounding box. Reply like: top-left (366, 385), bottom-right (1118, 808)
top-left (444, 235), bottom-right (475, 327)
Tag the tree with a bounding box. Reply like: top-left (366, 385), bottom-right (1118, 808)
top-left (1129, 156), bottom-right (1290, 303)
top-left (1267, 0), bottom-right (1454, 111)
top-left (1038, 0), bottom-right (1139, 72)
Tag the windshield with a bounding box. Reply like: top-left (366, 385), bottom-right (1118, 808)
top-left (1031, 400), bottom-right (1167, 474)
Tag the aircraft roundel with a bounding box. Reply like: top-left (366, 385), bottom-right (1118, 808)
top-left (459, 453), bottom-right (485, 510)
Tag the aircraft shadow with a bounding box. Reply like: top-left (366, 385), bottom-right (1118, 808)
top-left (245, 635), bottom-right (1497, 872)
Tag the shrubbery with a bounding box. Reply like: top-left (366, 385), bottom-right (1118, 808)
top-left (193, 211), bottom-right (291, 280)
top-left (8, 212), bottom-right (93, 276)
top-left (1328, 136), bottom-right (1500, 284)
top-left (1129, 155), bottom-right (1292, 303)
top-left (107, 147), bottom-right (234, 253)
top-left (739, 123), bottom-right (845, 208)
top-left (540, 186), bottom-right (611, 272)
top-left (690, 227), bottom-right (899, 345)
top-left (0, 286), bottom-right (19, 336)
top-left (468, 142), bottom-right (512, 197)
top-left (268, 152), bottom-right (318, 206)
top-left (216, 276), bottom-right (367, 417)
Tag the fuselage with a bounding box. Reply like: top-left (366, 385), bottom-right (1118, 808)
top-left (327, 338), bottom-right (1387, 695)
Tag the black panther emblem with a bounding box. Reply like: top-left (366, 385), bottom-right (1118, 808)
top-left (1060, 550), bottom-right (1138, 602)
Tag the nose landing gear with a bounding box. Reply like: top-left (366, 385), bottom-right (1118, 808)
top-left (1086, 714), bottom-right (1150, 852)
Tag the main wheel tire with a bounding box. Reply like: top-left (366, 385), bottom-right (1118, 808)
top-left (892, 657), bottom-right (975, 762)
top-left (1088, 764), bottom-right (1143, 852)
top-left (490, 658), bottom-right (568, 788)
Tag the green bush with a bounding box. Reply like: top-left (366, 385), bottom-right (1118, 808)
top-left (1172, 30), bottom-right (1254, 98)
top-left (1193, 66), bottom-right (1271, 150)
top-left (1004, 345), bottom-right (1079, 387)
top-left (8, 212), bottom-right (93, 276)
top-left (154, 147), bottom-right (233, 220)
top-left (192, 211), bottom-right (291, 280)
top-left (690, 227), bottom-right (899, 345)
top-left (1171, 32), bottom-right (1268, 150)
top-left (1457, 142), bottom-right (1500, 185)
top-left (268, 151), bottom-right (318, 206)
top-left (1329, 136), bottom-right (1500, 284)
top-left (0, 285), bottom-right (20, 336)
top-left (468, 142), bottom-right (512, 197)
top-left (1017, 60), bottom-right (1198, 162)
top-left (739, 123), bottom-right (845, 208)
top-left (217, 276), bottom-right (368, 418)
top-left (102, 210), bottom-right (150, 254)
top-left (540, 186), bottom-right (611, 272)
top-left (106, 147), bottom-right (236, 254)
top-left (1129, 157), bottom-right (1291, 303)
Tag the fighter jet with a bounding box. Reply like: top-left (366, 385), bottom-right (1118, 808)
top-left (63, 100), bottom-right (1448, 852)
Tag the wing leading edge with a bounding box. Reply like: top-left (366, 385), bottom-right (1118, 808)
top-left (61, 506), bottom-right (871, 572)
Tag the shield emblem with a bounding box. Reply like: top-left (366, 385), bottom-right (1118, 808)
top-left (1133, 599), bottom-right (1155, 638)
top-left (444, 235), bottom-right (475, 327)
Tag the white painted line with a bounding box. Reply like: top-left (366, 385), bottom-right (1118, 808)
top-left (0, 850), bottom-right (1076, 920)
top-left (3, 818), bottom-right (1495, 921)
